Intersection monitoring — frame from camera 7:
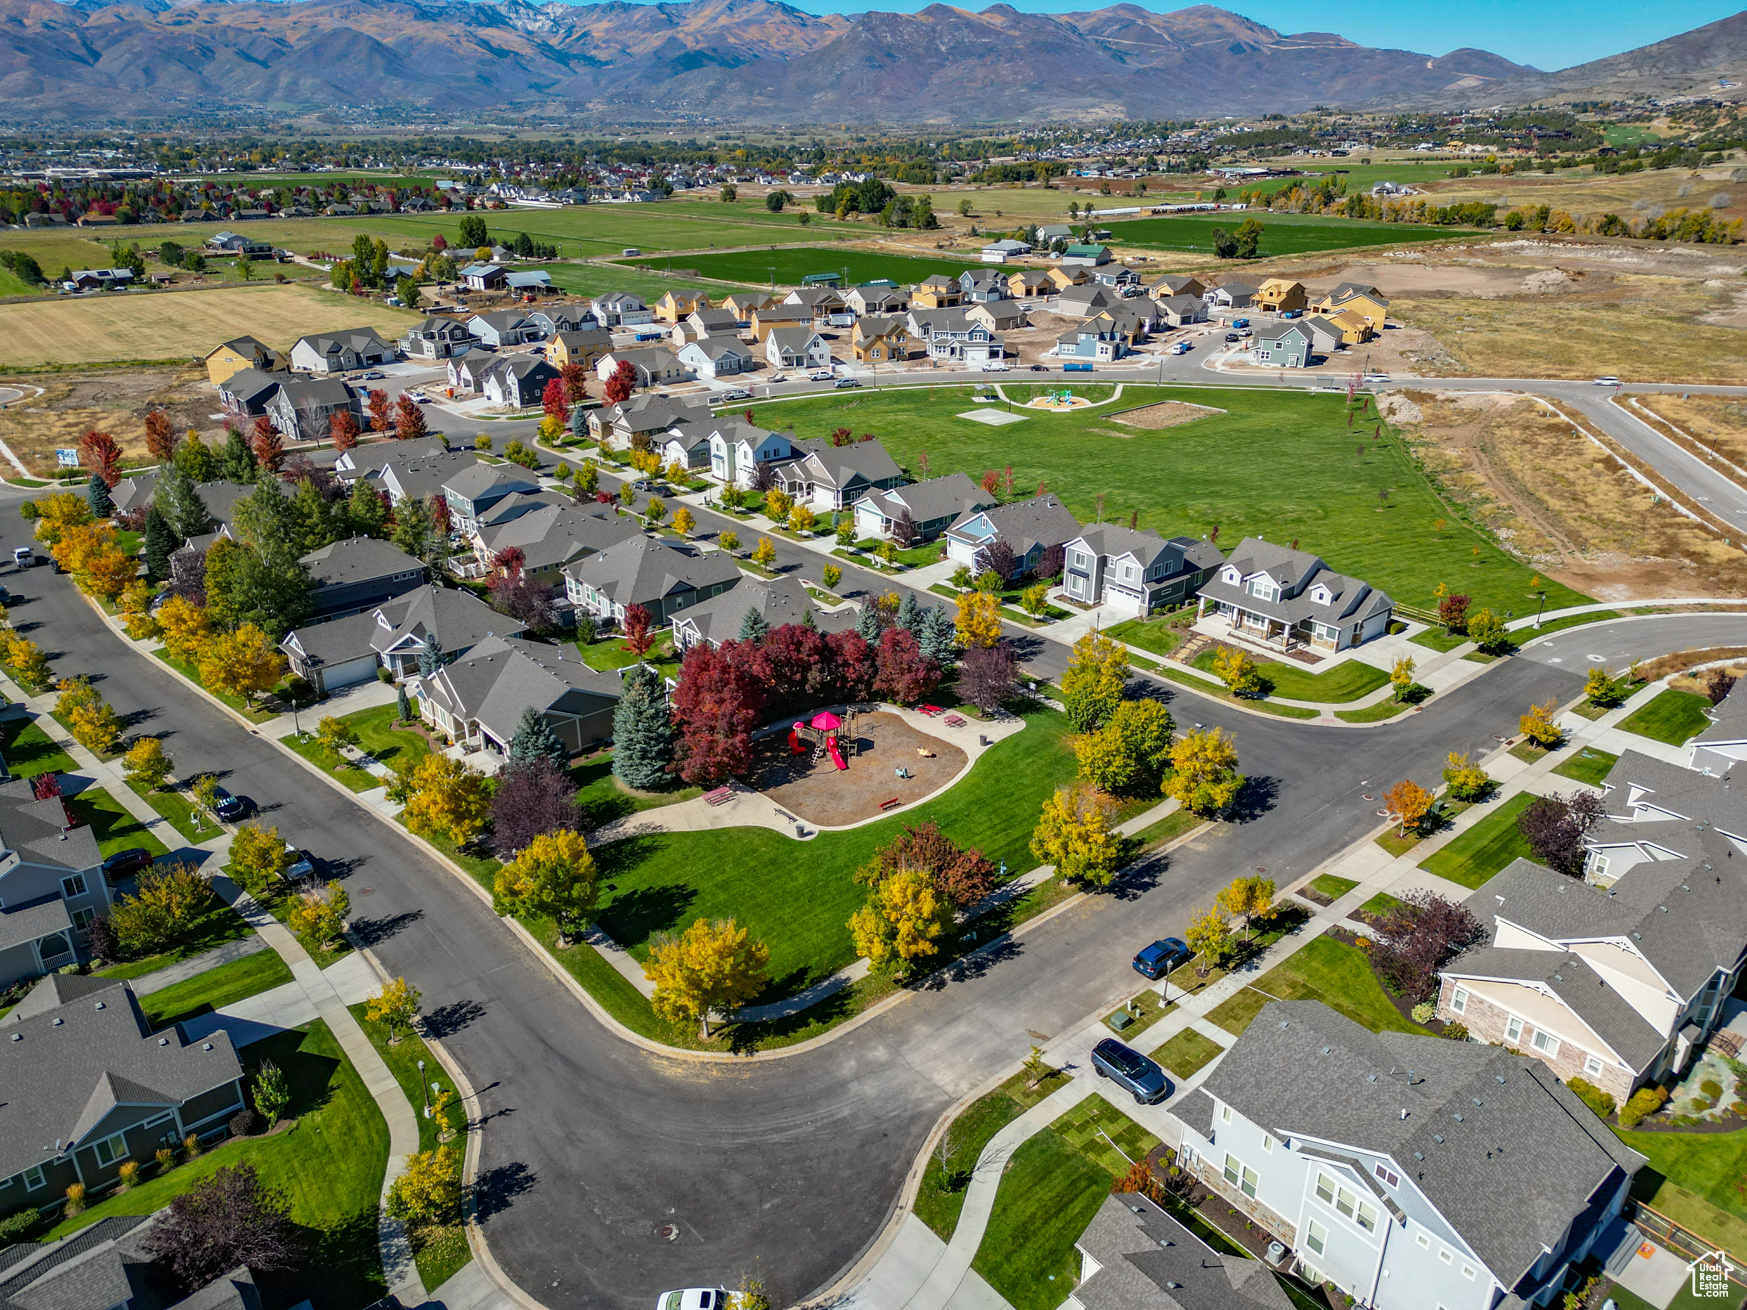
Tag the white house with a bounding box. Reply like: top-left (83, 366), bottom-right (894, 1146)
top-left (596, 346), bottom-right (690, 387)
top-left (764, 327), bottom-right (831, 371)
top-left (776, 437), bottom-right (905, 513)
top-left (854, 473), bottom-right (994, 543)
top-left (1195, 537), bottom-right (1393, 652)
top-left (591, 292), bottom-right (655, 327)
top-left (980, 238), bottom-right (1031, 263)
top-left (707, 420), bottom-right (798, 489)
top-left (944, 494), bottom-right (1081, 578)
top-left (676, 337), bottom-right (754, 380)
top-left (288, 328), bottom-right (396, 374)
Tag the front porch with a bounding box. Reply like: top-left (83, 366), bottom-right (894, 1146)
top-left (1197, 597), bottom-right (1333, 659)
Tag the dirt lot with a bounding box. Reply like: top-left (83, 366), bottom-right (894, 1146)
top-left (1634, 394), bottom-right (1747, 469)
top-left (744, 710), bottom-right (966, 827)
top-left (1384, 389), bottom-right (1746, 599)
top-left (1108, 400), bottom-right (1225, 429)
top-left (0, 366), bottom-right (221, 477)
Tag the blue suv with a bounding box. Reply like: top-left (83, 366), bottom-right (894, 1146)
top-left (1091, 1038), bottom-right (1170, 1104)
top-left (1131, 937), bottom-right (1190, 981)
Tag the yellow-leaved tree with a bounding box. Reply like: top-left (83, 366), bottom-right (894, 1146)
top-left (366, 976), bottom-right (422, 1044)
top-left (1215, 874), bottom-right (1275, 941)
top-left (1072, 699), bottom-right (1174, 797)
top-left (954, 590), bottom-right (1002, 650)
top-left (386, 1145), bottom-right (461, 1224)
top-left (197, 624), bottom-right (284, 705)
top-left (1184, 905), bottom-right (1234, 977)
top-left (1164, 727), bottom-right (1244, 816)
top-left (1060, 632), bottom-right (1128, 731)
top-left (109, 863), bottom-right (209, 956)
top-left (1210, 645), bottom-right (1262, 697)
top-left (1030, 783), bottom-right (1121, 886)
top-left (121, 737), bottom-right (173, 792)
top-left (156, 596), bottom-right (213, 663)
top-left (287, 880), bottom-right (350, 950)
top-left (54, 675), bottom-right (121, 755)
top-left (492, 829), bottom-right (599, 945)
top-left (848, 866), bottom-right (954, 973)
top-left (1383, 778), bottom-right (1433, 837)
top-left (643, 916), bottom-right (770, 1039)
top-left (671, 506), bottom-right (695, 536)
top-left (31, 493), bottom-right (90, 546)
top-left (402, 755), bottom-right (492, 847)
top-left (119, 580), bottom-right (159, 641)
top-left (1519, 698), bottom-right (1562, 748)
top-left (1440, 751), bottom-right (1492, 802)
top-left (228, 823), bottom-right (293, 898)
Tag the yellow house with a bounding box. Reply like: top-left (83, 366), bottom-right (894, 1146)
top-left (1313, 282), bottom-right (1390, 331)
top-left (1254, 278), bottom-right (1308, 314)
top-left (1323, 308), bottom-right (1375, 344)
top-left (748, 303), bottom-right (813, 341)
top-left (912, 275), bottom-right (962, 309)
top-left (550, 328), bottom-right (614, 371)
top-left (852, 318), bottom-right (916, 363)
top-left (721, 292), bottom-right (771, 320)
top-left (654, 288), bottom-right (709, 324)
top-left (1046, 266), bottom-right (1088, 292)
top-left (203, 336), bottom-right (284, 386)
top-left (1007, 269), bottom-right (1053, 298)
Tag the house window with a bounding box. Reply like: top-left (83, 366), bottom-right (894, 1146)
top-left (1531, 1030), bottom-right (1560, 1058)
top-left (93, 1133), bottom-right (129, 1167)
top-left (1462, 1265), bottom-right (1476, 1280)
top-left (1374, 1163), bottom-right (1399, 1188)
top-left (21, 1166), bottom-right (44, 1192)
top-left (1416, 1234), bottom-right (1431, 1250)
top-left (1450, 987), bottom-right (1468, 1014)
top-left (1504, 1015), bottom-right (1523, 1044)
top-left (1584, 1055), bottom-right (1604, 1077)
top-left (1357, 1201), bottom-right (1378, 1233)
top-left (60, 874), bottom-right (87, 899)
top-left (1219, 1103), bottom-right (1232, 1125)
top-left (1589, 855), bottom-right (1610, 879)
top-left (143, 1111), bottom-right (175, 1129)
top-left (70, 907), bottom-right (95, 931)
top-left (1305, 1219), bottom-right (1328, 1256)
top-left (1316, 1174), bottom-right (1336, 1205)
top-left (1439, 1249), bottom-right (1453, 1266)
top-left (1261, 1134), bottom-right (1274, 1154)
top-left (1223, 1154), bottom-right (1257, 1199)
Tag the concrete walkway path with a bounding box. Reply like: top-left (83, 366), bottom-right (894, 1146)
top-left (130, 934), bottom-right (272, 996)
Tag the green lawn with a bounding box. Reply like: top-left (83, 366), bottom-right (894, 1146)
top-left (1304, 873), bottom-right (1359, 903)
top-left (1103, 989), bottom-right (1178, 1043)
top-left (0, 715), bottom-right (77, 776)
top-left (747, 386), bottom-right (1582, 619)
top-left (914, 1075), bottom-right (1031, 1241)
top-left (1151, 1028), bottom-right (1225, 1080)
top-left (1105, 614), bottom-right (1192, 659)
top-left (48, 1020), bottom-right (389, 1309)
top-left (283, 731), bottom-right (379, 794)
top-left (1125, 807), bottom-right (1205, 853)
top-left (1553, 747), bottom-right (1620, 788)
top-left (138, 949), bottom-right (295, 1029)
top-left (624, 245), bottom-right (982, 289)
top-left (533, 262), bottom-right (761, 302)
top-left (1618, 689), bottom-right (1715, 746)
top-left (97, 889), bottom-right (255, 981)
top-left (1206, 933), bottom-right (1426, 1037)
top-left (574, 636), bottom-right (680, 683)
top-left (570, 751), bottom-right (702, 829)
top-left (1417, 792), bottom-right (1539, 890)
top-left (349, 1003), bottom-right (472, 1292)
top-left (1357, 891), bottom-right (1404, 921)
top-left (1619, 1123), bottom-right (1747, 1269)
top-left (66, 785), bottom-right (170, 859)
top-left (1409, 627), bottom-right (1468, 653)
top-left (1102, 211), bottom-right (1473, 256)
top-left (1190, 648), bottom-right (1389, 703)
top-left (125, 777), bottom-right (222, 843)
top-left (592, 705), bottom-right (1079, 1000)
top-left (972, 1097), bottom-right (1159, 1310)
top-left (339, 703), bottom-right (434, 770)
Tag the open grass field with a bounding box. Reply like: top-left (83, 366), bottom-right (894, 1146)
top-left (1206, 932), bottom-right (1426, 1037)
top-left (617, 244), bottom-right (979, 289)
top-left (48, 1020), bottom-right (389, 1309)
top-left (591, 706), bottom-right (1077, 1001)
top-left (1417, 791), bottom-right (1538, 889)
top-left (1101, 212), bottom-right (1474, 257)
top-left (0, 284), bottom-right (423, 369)
top-left (1618, 1123), bottom-right (1747, 1269)
top-left (1239, 159), bottom-right (1472, 195)
top-left (1618, 688), bottom-right (1715, 746)
top-left (533, 261), bottom-right (760, 300)
top-left (745, 384), bottom-right (1585, 618)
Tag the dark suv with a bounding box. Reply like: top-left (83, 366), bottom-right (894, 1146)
top-left (1091, 1037), bottom-right (1170, 1104)
top-left (1131, 937), bottom-right (1190, 981)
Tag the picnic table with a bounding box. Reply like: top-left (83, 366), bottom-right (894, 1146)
top-left (917, 704), bottom-right (945, 716)
top-left (943, 713), bottom-right (968, 728)
top-left (702, 786), bottom-right (733, 806)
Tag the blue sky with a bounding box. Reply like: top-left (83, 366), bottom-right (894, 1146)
top-left (716, 0), bottom-right (1742, 71)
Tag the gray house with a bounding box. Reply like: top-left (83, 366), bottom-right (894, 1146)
top-left (671, 576), bottom-right (834, 651)
top-left (777, 437), bottom-right (905, 513)
top-left (563, 537), bottom-right (741, 629)
top-left (288, 328), bottom-right (395, 374)
top-left (1690, 678), bottom-right (1746, 775)
top-left (1059, 527), bottom-right (1224, 618)
top-left (1195, 537), bottom-right (1393, 652)
top-left (0, 974), bottom-right (246, 1210)
top-left (467, 311), bottom-right (536, 349)
top-left (378, 451), bottom-right (483, 506)
top-left (945, 494), bottom-right (1082, 578)
top-left (281, 583), bottom-right (521, 694)
top-left (299, 536), bottom-right (426, 622)
top-left (481, 356), bottom-right (561, 409)
top-left (400, 316), bottom-right (476, 360)
top-left (1253, 322), bottom-right (1316, 368)
top-left (473, 502), bottom-right (644, 587)
top-left (416, 636), bottom-right (621, 760)
top-left (1070, 1193), bottom-right (1292, 1310)
top-left (268, 377), bottom-right (361, 444)
top-left (853, 473), bottom-right (995, 543)
top-left (0, 780), bottom-right (111, 986)
top-left (0, 1214), bottom-right (271, 1309)
top-left (443, 463), bottom-right (542, 534)
top-left (1577, 749), bottom-right (1746, 884)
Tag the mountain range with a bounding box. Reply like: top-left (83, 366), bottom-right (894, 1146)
top-left (0, 0), bottom-right (1724, 125)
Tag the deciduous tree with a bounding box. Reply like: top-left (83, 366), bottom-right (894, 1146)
top-left (604, 360), bottom-right (637, 404)
top-left (54, 675), bottom-right (121, 755)
top-left (143, 408), bottom-right (179, 463)
top-left (386, 1146), bottom-right (461, 1225)
top-left (122, 736), bottom-right (173, 791)
top-left (954, 590), bottom-right (1001, 650)
top-left (1184, 906), bottom-right (1234, 976)
top-left (1384, 778), bottom-right (1433, 837)
top-left (1516, 791), bottom-right (1603, 876)
top-left (79, 429), bottom-right (122, 487)
top-left (156, 596), bottom-right (212, 662)
top-left (1437, 590), bottom-right (1470, 634)
top-left (1211, 645), bottom-right (1262, 696)
top-left (1467, 607), bottom-right (1508, 652)
top-left (287, 880), bottom-right (349, 950)
top-left (1519, 697), bottom-right (1562, 748)
top-left (316, 714), bottom-right (360, 761)
top-left (145, 1163), bottom-right (300, 1287)
top-left (874, 626), bottom-right (940, 704)
top-left (367, 389), bottom-right (392, 432)
top-left (493, 828), bottom-right (598, 943)
top-left (1391, 655), bottom-right (1417, 696)
top-left (1164, 727), bottom-right (1244, 815)
top-left (644, 916), bottom-right (770, 1039)
top-left (394, 395), bottom-right (428, 441)
top-left (489, 756), bottom-right (579, 857)
top-left (849, 865), bottom-right (954, 973)
top-left (366, 976), bottom-right (421, 1044)
top-left (1030, 783), bottom-right (1120, 887)
top-left (957, 640), bottom-right (1018, 713)
top-left (1370, 890), bottom-right (1486, 1001)
top-left (857, 821), bottom-right (998, 910)
top-left (1215, 874), bottom-right (1275, 940)
top-left (620, 602), bottom-right (655, 659)
top-left (249, 416), bottom-right (283, 474)
top-left (329, 408), bottom-right (360, 452)
top-left (1441, 751), bottom-right (1492, 802)
top-left (110, 862), bottom-right (208, 956)
top-left (1073, 699), bottom-right (1174, 797)
top-left (197, 624), bottom-right (285, 705)
top-left (403, 754), bottom-right (492, 847)
top-left (228, 823), bottom-right (293, 899)
top-left (1060, 632), bottom-right (1128, 731)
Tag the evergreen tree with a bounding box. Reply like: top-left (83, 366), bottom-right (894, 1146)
top-left (612, 665), bottom-right (675, 791)
top-left (737, 607), bottom-right (770, 643)
top-left (896, 590), bottom-right (924, 635)
top-left (220, 428), bottom-right (256, 483)
top-left (920, 605), bottom-right (958, 669)
top-left (291, 478), bottom-right (334, 554)
top-left (174, 436), bottom-right (218, 483)
top-left (142, 507), bottom-right (177, 581)
top-left (396, 683), bottom-right (412, 725)
top-left (229, 474), bottom-right (311, 639)
top-left (418, 634), bottom-right (444, 678)
top-left (801, 606), bottom-right (816, 629)
top-left (86, 474), bottom-right (114, 518)
top-left (509, 706), bottom-right (568, 770)
top-left (856, 604), bottom-right (883, 643)
top-left (156, 462), bottom-right (214, 540)
top-left (347, 479), bottom-right (388, 538)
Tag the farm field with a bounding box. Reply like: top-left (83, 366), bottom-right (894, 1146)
top-left (1236, 158), bottom-right (1471, 194)
top-left (532, 261), bottom-right (761, 301)
top-left (624, 244), bottom-right (984, 288)
top-left (1101, 211), bottom-right (1478, 257)
top-left (742, 384), bottom-right (1586, 618)
top-left (0, 284), bottom-right (423, 368)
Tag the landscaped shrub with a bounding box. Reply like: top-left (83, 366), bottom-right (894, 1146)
top-left (1618, 1085), bottom-right (1669, 1129)
top-left (229, 1108), bottom-right (264, 1137)
top-left (156, 1147), bottom-right (175, 1173)
top-left (1441, 1022), bottom-right (1469, 1041)
top-left (0, 1208), bottom-right (38, 1241)
top-left (118, 1161), bottom-right (141, 1190)
top-left (1566, 1078), bottom-right (1616, 1120)
top-left (64, 1183), bottom-right (85, 1216)
top-left (1411, 1001), bottom-right (1436, 1024)
top-left (1700, 1079), bottom-right (1724, 1103)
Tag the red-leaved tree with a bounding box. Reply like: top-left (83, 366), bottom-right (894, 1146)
top-left (143, 408), bottom-right (179, 463)
top-left (145, 1163), bottom-right (301, 1288)
top-left (330, 408), bottom-right (360, 452)
top-left (670, 640), bottom-right (766, 786)
top-left (621, 603), bottom-right (655, 658)
top-left (395, 395), bottom-right (428, 441)
top-left (249, 416), bottom-right (283, 473)
top-left (826, 629), bottom-right (874, 702)
top-left (367, 388), bottom-right (392, 433)
top-left (489, 756), bottom-right (580, 858)
top-left (560, 361), bottom-right (588, 402)
top-left (1370, 890), bottom-right (1487, 1002)
top-left (874, 627), bottom-right (940, 704)
top-left (604, 360), bottom-right (637, 405)
top-left (542, 376), bottom-right (570, 425)
top-left (859, 820), bottom-right (998, 910)
top-left (78, 429), bottom-right (122, 487)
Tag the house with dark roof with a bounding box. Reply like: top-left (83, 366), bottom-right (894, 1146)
top-left (288, 328), bottom-right (395, 375)
top-left (215, 367), bottom-right (284, 422)
top-left (1069, 1193), bottom-right (1292, 1310)
top-left (481, 356), bottom-right (561, 409)
top-left (965, 301), bottom-right (1028, 334)
top-left (109, 473), bottom-right (157, 519)
top-left (854, 473), bottom-right (994, 544)
top-left (851, 316), bottom-right (918, 364)
top-left (526, 306), bottom-right (592, 339)
top-left (466, 311), bottom-right (536, 349)
top-left (1169, 1000), bottom-right (1643, 1310)
top-left (550, 327), bottom-right (614, 373)
top-left (945, 494), bottom-right (1082, 579)
top-left (588, 394), bottom-right (711, 450)
top-left (333, 436), bottom-right (451, 481)
top-left (203, 335), bottom-right (284, 386)
top-left (399, 316), bottom-right (475, 361)
top-left (474, 502), bottom-right (643, 587)
top-left (1436, 841), bottom-right (1747, 1105)
top-left (281, 583), bottom-right (521, 694)
top-left (443, 463), bottom-right (542, 534)
top-left (707, 420), bottom-right (801, 490)
top-left (1153, 293), bottom-right (1207, 327)
top-left (671, 576), bottom-right (845, 651)
top-left (1253, 322), bottom-right (1317, 369)
top-left (445, 349), bottom-right (498, 396)
top-left (266, 377), bottom-right (360, 443)
top-left (377, 451), bottom-right (483, 506)
top-left (1204, 280), bottom-right (1260, 310)
top-left (595, 346), bottom-right (689, 389)
top-left (299, 536), bottom-right (426, 621)
top-left (0, 974), bottom-right (246, 1207)
top-left (1148, 273), bottom-right (1206, 300)
top-left (777, 437), bottom-right (905, 513)
top-left (1053, 283), bottom-right (1121, 321)
top-left (563, 537), bottom-right (741, 629)
top-left (1690, 679), bottom-right (1747, 776)
top-left (0, 1213), bottom-right (268, 1310)
top-left (912, 274), bottom-right (962, 310)
top-left (0, 779), bottom-right (111, 985)
top-left (1581, 749), bottom-right (1746, 883)
top-left (1194, 537), bottom-right (1393, 652)
top-left (415, 636), bottom-right (620, 761)
top-left (1060, 528), bottom-right (1224, 618)
top-left (655, 429), bottom-right (714, 476)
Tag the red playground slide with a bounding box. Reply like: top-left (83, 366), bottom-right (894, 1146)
top-left (788, 727), bottom-right (805, 754)
top-left (826, 737), bottom-right (847, 770)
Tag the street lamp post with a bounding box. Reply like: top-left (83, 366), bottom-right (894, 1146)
top-left (418, 1059), bottom-right (430, 1118)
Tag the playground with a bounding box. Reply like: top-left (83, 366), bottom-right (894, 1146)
top-left (747, 709), bottom-right (968, 827)
top-left (1023, 388), bottom-right (1094, 411)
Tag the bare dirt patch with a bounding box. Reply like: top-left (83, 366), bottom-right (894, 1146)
top-left (1395, 389), bottom-right (1745, 600)
top-left (743, 710), bottom-right (967, 828)
top-left (0, 366), bottom-right (219, 476)
top-left (1108, 400), bottom-right (1224, 430)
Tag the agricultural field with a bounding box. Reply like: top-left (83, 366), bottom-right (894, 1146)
top-left (624, 244), bottom-right (983, 288)
top-left (742, 383), bottom-right (1585, 617)
top-left (0, 283), bottom-right (422, 369)
top-left (532, 261), bottom-right (761, 301)
top-left (1101, 211), bottom-right (1478, 257)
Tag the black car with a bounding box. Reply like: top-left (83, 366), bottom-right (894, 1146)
top-left (102, 848), bottom-right (154, 881)
top-left (1224, 332), bottom-right (1241, 342)
top-left (212, 787), bottom-right (251, 821)
top-left (1029, 364), bottom-right (1048, 372)
top-left (1091, 1037), bottom-right (1171, 1105)
top-left (1131, 937), bottom-right (1190, 980)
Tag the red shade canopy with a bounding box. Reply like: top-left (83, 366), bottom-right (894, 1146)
top-left (810, 711), bottom-right (842, 730)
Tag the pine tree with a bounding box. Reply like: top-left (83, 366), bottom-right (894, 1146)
top-left (418, 634), bottom-right (444, 678)
top-left (86, 474), bottom-right (114, 519)
top-left (801, 606), bottom-right (816, 629)
top-left (291, 478), bottom-right (334, 555)
top-left (509, 706), bottom-right (568, 770)
top-left (156, 462), bottom-right (214, 541)
top-left (856, 604), bottom-right (882, 643)
top-left (396, 683), bottom-right (412, 725)
top-left (346, 479), bottom-right (388, 538)
top-left (896, 590), bottom-right (923, 634)
top-left (220, 428), bottom-right (256, 483)
top-left (142, 507), bottom-right (177, 581)
top-left (738, 608), bottom-right (770, 643)
top-left (612, 665), bottom-right (675, 791)
top-left (919, 605), bottom-right (958, 669)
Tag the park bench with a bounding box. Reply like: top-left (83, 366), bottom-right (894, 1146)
top-left (917, 704), bottom-right (945, 716)
top-left (877, 797), bottom-right (902, 812)
top-left (943, 714), bottom-right (968, 728)
top-left (702, 786), bottom-right (733, 806)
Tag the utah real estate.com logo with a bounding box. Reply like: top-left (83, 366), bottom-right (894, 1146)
top-left (1689, 1250), bottom-right (1738, 1298)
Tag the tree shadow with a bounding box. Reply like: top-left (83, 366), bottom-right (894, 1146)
top-left (422, 997), bottom-right (486, 1038)
top-left (593, 882), bottom-right (697, 948)
top-left (1109, 850), bottom-right (1166, 901)
top-left (348, 909), bottom-right (424, 947)
top-left (913, 935), bottom-right (1022, 990)
top-left (589, 832), bottom-right (663, 880)
top-left (470, 1161), bottom-right (536, 1222)
top-left (1225, 774), bottom-right (1278, 824)
top-left (117, 706), bottom-right (159, 733)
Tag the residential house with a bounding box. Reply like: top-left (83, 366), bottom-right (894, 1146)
top-left (926, 321), bottom-right (1004, 366)
top-left (945, 494), bottom-right (1082, 578)
top-left (1205, 280), bottom-right (1260, 310)
top-left (0, 780), bottom-right (111, 985)
top-left (1312, 282), bottom-right (1390, 331)
top-left (1579, 750), bottom-right (1745, 885)
top-left (203, 335), bottom-right (284, 385)
top-left (1691, 679), bottom-right (1747, 775)
top-left (1056, 321), bottom-right (1128, 363)
top-left (1149, 273), bottom-right (1206, 300)
top-left (708, 420), bottom-right (800, 489)
top-left (912, 275), bottom-right (963, 309)
top-left (765, 326), bottom-right (831, 371)
top-left (966, 301), bottom-right (1029, 334)
top-left (1037, 223), bottom-right (1075, 243)
top-left (852, 316), bottom-right (918, 363)
top-left (378, 451), bottom-right (483, 507)
top-left (748, 303), bottom-right (815, 341)
top-left (269, 376), bottom-right (362, 443)
top-left (979, 238), bottom-right (1032, 263)
top-left (655, 429), bottom-right (715, 474)
top-left (109, 473), bottom-right (156, 518)
top-left (459, 262), bottom-right (507, 291)
top-left (1436, 843), bottom-right (1747, 1107)
top-left (958, 270), bottom-right (1009, 302)
top-left (595, 346), bottom-right (689, 388)
top-left (847, 285), bottom-right (909, 316)
top-left (1253, 322), bottom-right (1316, 368)
top-left (1007, 269), bottom-right (1054, 299)
top-left (300, 536), bottom-right (426, 621)
top-left (563, 537), bottom-right (741, 628)
top-left (550, 327), bottom-right (614, 372)
top-left (206, 230), bottom-right (271, 258)
top-left (588, 394), bottom-right (710, 449)
top-left (591, 292), bottom-right (654, 327)
top-left (671, 575), bottom-right (832, 651)
top-left (333, 435), bottom-right (452, 481)
top-left (654, 288), bottom-right (709, 323)
top-left (416, 635), bottom-right (620, 761)
top-left (720, 292), bottom-right (772, 322)
top-left (443, 462), bottom-right (542, 534)
top-left (1153, 294), bottom-right (1208, 327)
top-left (1090, 266), bottom-right (1142, 290)
top-left (1069, 1193), bottom-right (1293, 1310)
top-left (216, 367), bottom-right (287, 421)
top-left (674, 307), bottom-right (742, 344)
top-left (474, 502), bottom-right (643, 587)
top-left (1169, 1000), bottom-right (1643, 1310)
top-left (677, 337), bottom-right (755, 380)
top-left (526, 306), bottom-right (591, 337)
top-left (1254, 278), bottom-right (1308, 314)
top-left (1046, 266), bottom-right (1090, 292)
top-left (281, 583), bottom-right (521, 693)
top-left (400, 316), bottom-right (476, 360)
top-left (446, 349), bottom-right (499, 395)
top-left (289, 328), bottom-right (396, 375)
top-left (777, 437), bottom-right (905, 513)
top-left (1059, 243), bottom-right (1112, 267)
top-left (0, 975), bottom-right (246, 1208)
top-left (1195, 537), bottom-right (1393, 651)
top-left (467, 311), bottom-right (536, 348)
top-left (482, 356), bottom-right (562, 409)
top-left (0, 1213), bottom-right (275, 1309)
top-left (854, 473), bottom-right (994, 543)
top-left (783, 287), bottom-right (849, 322)
top-left (1059, 528), bottom-right (1224, 617)
top-left (1056, 283), bottom-right (1120, 319)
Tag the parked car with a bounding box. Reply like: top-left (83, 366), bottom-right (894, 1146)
top-left (631, 480), bottom-right (656, 493)
top-left (1029, 363), bottom-right (1048, 372)
top-left (1224, 332), bottom-right (1241, 343)
top-left (1593, 376), bottom-right (1621, 386)
top-left (102, 848), bottom-right (154, 881)
top-left (1236, 328), bottom-right (1253, 338)
top-left (722, 388), bottom-right (752, 402)
top-left (809, 369), bottom-right (835, 381)
top-left (12, 546), bottom-right (32, 569)
top-left (211, 787), bottom-right (251, 822)
top-left (980, 362), bottom-right (1009, 372)
top-left (1232, 317), bottom-right (1250, 329)
top-left (1169, 341), bottom-right (1192, 355)
top-left (655, 1291), bottom-right (725, 1310)
top-left (285, 845), bottom-right (315, 880)
top-left (1131, 937), bottom-right (1190, 980)
top-left (361, 370), bottom-right (386, 380)
top-left (530, 345), bottom-right (546, 355)
top-left (1091, 1037), bottom-right (1170, 1104)
top-left (833, 378), bottom-right (862, 389)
